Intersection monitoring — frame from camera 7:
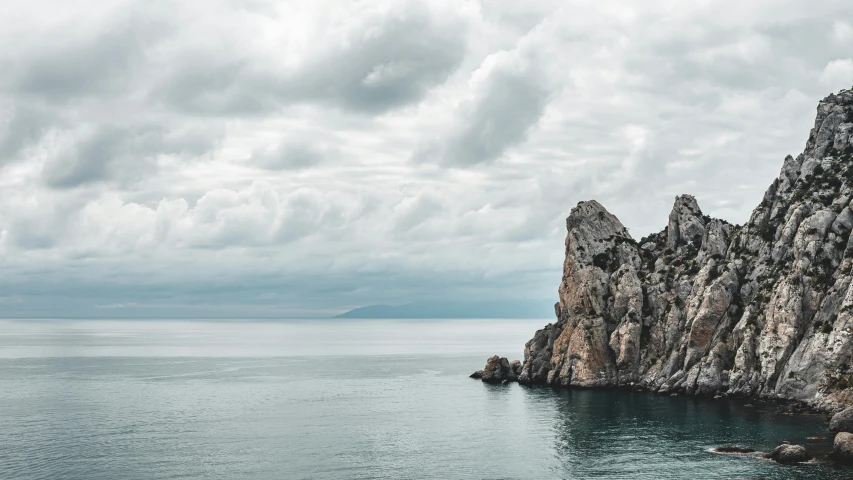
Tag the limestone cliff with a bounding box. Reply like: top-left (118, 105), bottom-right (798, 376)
top-left (516, 87), bottom-right (853, 410)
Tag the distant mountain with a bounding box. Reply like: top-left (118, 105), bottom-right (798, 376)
top-left (334, 300), bottom-right (555, 319)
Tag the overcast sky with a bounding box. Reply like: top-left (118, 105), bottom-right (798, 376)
top-left (0, 0), bottom-right (851, 317)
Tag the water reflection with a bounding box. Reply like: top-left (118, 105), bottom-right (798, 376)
top-left (514, 386), bottom-right (838, 479)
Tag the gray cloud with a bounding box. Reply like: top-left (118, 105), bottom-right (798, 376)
top-left (294, 9), bottom-right (467, 113)
top-left (41, 124), bottom-right (219, 188)
top-left (249, 142), bottom-right (337, 170)
top-left (10, 24), bottom-right (146, 100)
top-left (416, 64), bottom-right (552, 166)
top-left (0, 104), bottom-right (51, 162)
top-left (151, 3), bottom-right (468, 115)
top-left (413, 12), bottom-right (557, 167)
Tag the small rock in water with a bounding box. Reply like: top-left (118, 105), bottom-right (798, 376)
top-left (713, 445), bottom-right (755, 454)
top-left (479, 355), bottom-right (521, 383)
top-left (765, 444), bottom-right (810, 464)
top-left (830, 406), bottom-right (853, 433)
top-left (833, 432), bottom-right (853, 465)
top-left (469, 370), bottom-right (483, 379)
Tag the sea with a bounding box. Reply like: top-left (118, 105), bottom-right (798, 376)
top-left (0, 318), bottom-right (848, 479)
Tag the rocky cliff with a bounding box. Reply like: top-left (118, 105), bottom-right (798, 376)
top-left (499, 88), bottom-right (853, 410)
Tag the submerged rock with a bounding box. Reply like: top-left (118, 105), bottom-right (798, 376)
top-left (512, 87), bottom-right (853, 410)
top-left (713, 445), bottom-right (755, 454)
top-left (766, 444), bottom-right (810, 464)
top-left (830, 406), bottom-right (853, 433)
top-left (834, 432), bottom-right (853, 464)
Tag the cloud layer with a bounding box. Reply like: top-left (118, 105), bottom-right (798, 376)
top-left (0, 0), bottom-right (851, 317)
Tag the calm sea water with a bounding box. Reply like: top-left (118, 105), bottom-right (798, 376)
top-left (0, 319), bottom-right (848, 479)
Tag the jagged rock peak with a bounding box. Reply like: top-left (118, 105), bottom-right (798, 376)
top-left (564, 200), bottom-right (633, 268)
top-left (667, 194), bottom-right (706, 249)
top-left (567, 200), bottom-right (630, 241)
top-left (807, 88), bottom-right (853, 159)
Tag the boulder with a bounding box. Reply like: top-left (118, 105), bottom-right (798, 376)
top-left (469, 370), bottom-right (483, 379)
top-left (834, 432), bottom-right (853, 464)
top-left (479, 355), bottom-right (521, 383)
top-left (830, 406), bottom-right (853, 433)
top-left (766, 444), bottom-right (810, 464)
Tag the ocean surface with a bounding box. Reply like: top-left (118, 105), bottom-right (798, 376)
top-left (0, 318), bottom-right (848, 479)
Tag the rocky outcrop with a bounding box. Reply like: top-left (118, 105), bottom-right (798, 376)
top-left (479, 355), bottom-right (522, 383)
top-left (766, 444), bottom-right (810, 464)
top-left (511, 87), bottom-right (853, 411)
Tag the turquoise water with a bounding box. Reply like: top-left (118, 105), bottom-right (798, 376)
top-left (0, 319), bottom-right (848, 479)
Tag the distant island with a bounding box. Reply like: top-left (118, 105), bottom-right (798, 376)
top-left (335, 300), bottom-right (555, 319)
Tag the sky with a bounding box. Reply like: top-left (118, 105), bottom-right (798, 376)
top-left (0, 0), bottom-right (852, 318)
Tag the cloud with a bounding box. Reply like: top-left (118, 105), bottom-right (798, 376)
top-left (148, 1), bottom-right (470, 115)
top-left (832, 21), bottom-right (853, 45)
top-left (41, 124), bottom-right (220, 188)
top-left (0, 103), bottom-right (52, 163)
top-left (820, 59), bottom-right (853, 91)
top-left (0, 0), bottom-right (851, 316)
top-left (6, 15), bottom-right (159, 100)
top-left (390, 190), bottom-right (445, 233)
top-left (291, 3), bottom-right (469, 113)
top-left (414, 19), bottom-right (555, 167)
top-left (249, 141), bottom-right (337, 170)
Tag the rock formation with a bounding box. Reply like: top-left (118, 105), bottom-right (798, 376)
top-left (479, 87), bottom-right (853, 411)
top-left (479, 355), bottom-right (522, 383)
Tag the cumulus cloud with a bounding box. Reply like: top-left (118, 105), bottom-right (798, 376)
top-left (0, 0), bottom-right (852, 316)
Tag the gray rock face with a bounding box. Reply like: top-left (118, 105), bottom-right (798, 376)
top-left (516, 87), bottom-right (853, 410)
top-left (830, 406), bottom-right (853, 433)
top-left (834, 432), bottom-right (853, 464)
top-left (767, 444), bottom-right (810, 464)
